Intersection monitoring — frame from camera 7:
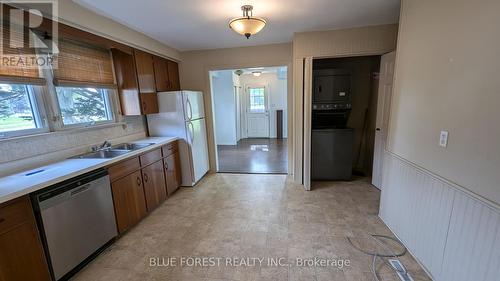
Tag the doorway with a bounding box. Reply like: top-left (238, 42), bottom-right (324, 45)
top-left (307, 54), bottom-right (396, 189)
top-left (210, 66), bottom-right (288, 174)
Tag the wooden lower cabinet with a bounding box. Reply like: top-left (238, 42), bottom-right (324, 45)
top-left (142, 160), bottom-right (167, 211)
top-left (111, 170), bottom-right (147, 234)
top-left (108, 143), bottom-right (182, 234)
top-left (0, 197), bottom-right (51, 281)
top-left (164, 152), bottom-right (181, 195)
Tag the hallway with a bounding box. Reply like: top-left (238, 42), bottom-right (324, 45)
top-left (217, 138), bottom-right (287, 174)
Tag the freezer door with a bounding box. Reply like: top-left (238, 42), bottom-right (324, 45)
top-left (183, 91), bottom-right (205, 120)
top-left (148, 92), bottom-right (187, 139)
top-left (186, 118), bottom-right (209, 183)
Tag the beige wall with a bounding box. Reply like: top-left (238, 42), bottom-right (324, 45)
top-left (41, 1), bottom-right (180, 60)
top-left (179, 43), bottom-right (293, 173)
top-left (293, 24), bottom-right (399, 184)
top-left (387, 0), bottom-right (500, 205)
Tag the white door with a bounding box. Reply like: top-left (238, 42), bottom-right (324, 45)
top-left (183, 91), bottom-right (205, 120)
top-left (372, 51), bottom-right (396, 189)
top-left (246, 86), bottom-right (270, 138)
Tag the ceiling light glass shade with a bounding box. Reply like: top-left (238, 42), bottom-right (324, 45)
top-left (229, 5), bottom-right (266, 39)
top-left (252, 71), bottom-right (262, 77)
top-left (229, 17), bottom-right (266, 38)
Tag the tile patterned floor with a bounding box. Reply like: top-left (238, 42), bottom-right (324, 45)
top-left (71, 174), bottom-right (431, 281)
top-left (217, 139), bottom-right (287, 174)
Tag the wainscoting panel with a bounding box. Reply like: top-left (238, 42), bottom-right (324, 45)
top-left (440, 192), bottom-right (500, 281)
top-left (380, 153), bottom-right (454, 278)
top-left (380, 152), bottom-right (500, 281)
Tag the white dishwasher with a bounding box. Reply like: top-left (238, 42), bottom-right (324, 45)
top-left (32, 169), bottom-right (117, 281)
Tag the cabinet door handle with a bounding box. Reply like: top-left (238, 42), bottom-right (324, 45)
top-left (143, 173), bottom-right (149, 183)
top-left (142, 101), bottom-right (147, 112)
top-left (165, 162), bottom-right (169, 170)
top-left (136, 177), bottom-right (142, 186)
top-left (0, 217), bottom-right (5, 223)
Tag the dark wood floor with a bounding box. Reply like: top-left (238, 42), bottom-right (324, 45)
top-left (217, 138), bottom-right (287, 174)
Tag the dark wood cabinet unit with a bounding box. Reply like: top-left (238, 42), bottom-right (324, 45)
top-left (112, 48), bottom-right (159, 115)
top-left (153, 55), bottom-right (181, 92)
top-left (110, 170), bottom-right (147, 234)
top-left (0, 196), bottom-right (51, 281)
top-left (166, 60), bottom-right (180, 91)
top-left (153, 55), bottom-right (169, 92)
top-left (107, 142), bottom-right (181, 233)
top-left (164, 152), bottom-right (181, 196)
top-left (142, 160), bottom-right (167, 211)
top-left (133, 49), bottom-right (159, 114)
top-left (111, 49), bottom-right (141, 116)
top-left (162, 141), bottom-right (181, 195)
top-left (133, 49), bottom-right (156, 94)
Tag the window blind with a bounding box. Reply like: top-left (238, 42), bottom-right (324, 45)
top-left (0, 21), bottom-right (45, 85)
top-left (52, 38), bottom-right (116, 88)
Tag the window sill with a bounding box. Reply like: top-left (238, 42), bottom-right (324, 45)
top-left (0, 122), bottom-right (128, 143)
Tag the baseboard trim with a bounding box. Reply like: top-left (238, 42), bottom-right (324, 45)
top-left (378, 214), bottom-right (436, 280)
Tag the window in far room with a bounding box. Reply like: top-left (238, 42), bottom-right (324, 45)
top-left (248, 87), bottom-right (266, 112)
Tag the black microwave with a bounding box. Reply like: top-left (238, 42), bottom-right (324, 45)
top-left (313, 69), bottom-right (352, 104)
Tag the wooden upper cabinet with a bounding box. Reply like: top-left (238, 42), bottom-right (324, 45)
top-left (133, 49), bottom-right (156, 93)
top-left (167, 60), bottom-right (180, 91)
top-left (133, 49), bottom-right (159, 114)
top-left (153, 56), bottom-right (181, 92)
top-left (153, 55), bottom-right (169, 92)
top-left (111, 49), bottom-right (141, 115)
top-left (0, 197), bottom-right (51, 281)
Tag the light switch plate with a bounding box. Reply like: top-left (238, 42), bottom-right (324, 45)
top-left (439, 131), bottom-right (449, 147)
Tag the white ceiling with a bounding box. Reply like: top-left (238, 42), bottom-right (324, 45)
top-left (73, 0), bottom-right (400, 51)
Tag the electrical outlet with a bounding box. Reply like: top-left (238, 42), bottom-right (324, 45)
top-left (439, 131), bottom-right (449, 147)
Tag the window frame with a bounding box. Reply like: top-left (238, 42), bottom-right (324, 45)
top-left (0, 84), bottom-right (49, 139)
top-left (53, 86), bottom-right (117, 129)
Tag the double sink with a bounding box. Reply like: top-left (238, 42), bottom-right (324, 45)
top-left (72, 143), bottom-right (155, 159)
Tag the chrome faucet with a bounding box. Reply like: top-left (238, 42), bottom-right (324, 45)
top-left (91, 140), bottom-right (112, 152)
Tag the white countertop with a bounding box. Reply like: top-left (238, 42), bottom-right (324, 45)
top-left (0, 137), bottom-right (178, 204)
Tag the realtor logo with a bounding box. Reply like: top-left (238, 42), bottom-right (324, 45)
top-left (0, 0), bottom-right (58, 68)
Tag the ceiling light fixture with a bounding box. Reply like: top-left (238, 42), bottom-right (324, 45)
top-left (252, 71), bottom-right (262, 77)
top-left (229, 5), bottom-right (266, 39)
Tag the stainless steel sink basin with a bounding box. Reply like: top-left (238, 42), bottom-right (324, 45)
top-left (111, 143), bottom-right (155, 151)
top-left (72, 149), bottom-right (130, 159)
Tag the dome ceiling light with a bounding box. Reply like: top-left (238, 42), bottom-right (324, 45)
top-left (229, 5), bottom-right (267, 39)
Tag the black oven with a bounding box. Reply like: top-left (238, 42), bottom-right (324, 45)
top-left (311, 106), bottom-right (351, 129)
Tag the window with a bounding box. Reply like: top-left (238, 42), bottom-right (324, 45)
top-left (55, 87), bottom-right (114, 126)
top-left (51, 38), bottom-right (117, 128)
top-left (0, 83), bottom-right (46, 137)
top-left (249, 87), bottom-right (266, 112)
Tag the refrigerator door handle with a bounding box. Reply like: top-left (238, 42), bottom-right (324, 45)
top-left (188, 121), bottom-right (194, 143)
top-left (186, 97), bottom-right (193, 120)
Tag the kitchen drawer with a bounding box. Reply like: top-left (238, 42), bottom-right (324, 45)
top-left (0, 196), bottom-right (32, 235)
top-left (162, 141), bottom-right (178, 157)
top-left (108, 157), bottom-right (140, 182)
top-left (140, 148), bottom-right (162, 167)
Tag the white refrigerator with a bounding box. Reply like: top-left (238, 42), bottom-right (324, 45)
top-left (147, 91), bottom-right (209, 186)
